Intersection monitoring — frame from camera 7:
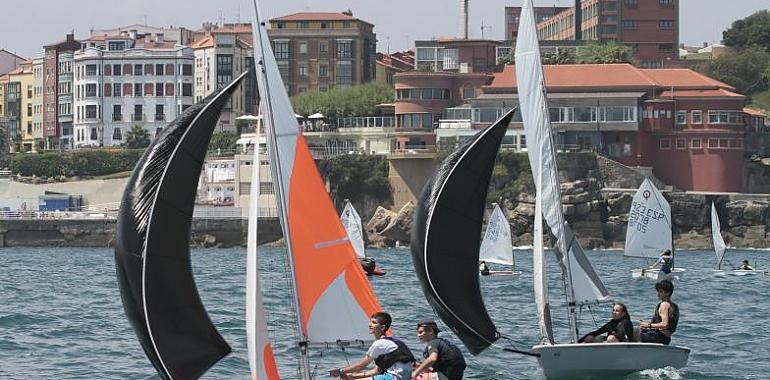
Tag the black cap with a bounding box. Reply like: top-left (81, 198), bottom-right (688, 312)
top-left (417, 318), bottom-right (440, 332)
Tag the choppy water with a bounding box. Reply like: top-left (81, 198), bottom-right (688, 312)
top-left (1, 247), bottom-right (769, 379)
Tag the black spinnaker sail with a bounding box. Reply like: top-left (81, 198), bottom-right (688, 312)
top-left (114, 72), bottom-right (248, 379)
top-left (411, 109), bottom-right (515, 355)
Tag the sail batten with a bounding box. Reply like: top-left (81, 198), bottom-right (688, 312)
top-left (412, 110), bottom-right (515, 355)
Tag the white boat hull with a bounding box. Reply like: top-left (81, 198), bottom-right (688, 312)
top-left (481, 270), bottom-right (522, 278)
top-left (533, 342), bottom-right (690, 379)
top-left (631, 267), bottom-right (685, 280)
top-left (712, 269), bottom-right (760, 276)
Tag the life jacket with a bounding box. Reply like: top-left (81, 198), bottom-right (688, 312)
top-left (374, 337), bottom-right (416, 373)
top-left (652, 301), bottom-right (679, 335)
top-left (428, 337), bottom-right (466, 375)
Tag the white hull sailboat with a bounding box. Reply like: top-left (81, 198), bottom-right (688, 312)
top-left (341, 199), bottom-right (385, 276)
top-left (710, 202), bottom-right (759, 276)
top-left (624, 178), bottom-right (685, 280)
top-left (533, 343), bottom-right (690, 378)
top-left (479, 203), bottom-right (521, 277)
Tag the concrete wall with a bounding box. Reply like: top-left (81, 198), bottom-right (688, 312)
top-left (388, 155), bottom-right (438, 210)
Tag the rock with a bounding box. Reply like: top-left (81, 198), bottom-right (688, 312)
top-left (513, 202), bottom-right (535, 217)
top-left (606, 193), bottom-right (632, 216)
top-left (366, 206), bottom-right (396, 234)
top-left (726, 200), bottom-right (768, 227)
top-left (380, 202), bottom-right (415, 246)
top-left (574, 202), bottom-right (591, 216)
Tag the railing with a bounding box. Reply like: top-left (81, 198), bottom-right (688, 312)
top-left (308, 146), bottom-right (358, 159)
top-left (133, 113), bottom-right (144, 121)
top-left (336, 116), bottom-right (395, 129)
top-left (112, 114), bottom-right (122, 121)
top-left (391, 144), bottom-right (437, 154)
top-left (0, 206), bottom-right (280, 220)
top-left (155, 113), bottom-right (165, 121)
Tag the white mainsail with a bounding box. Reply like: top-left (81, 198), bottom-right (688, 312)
top-left (624, 178), bottom-right (672, 259)
top-left (711, 202), bottom-right (727, 269)
top-left (479, 203), bottom-right (514, 265)
top-left (533, 166), bottom-right (554, 344)
top-left (341, 200), bottom-right (366, 259)
top-left (515, 0), bottom-right (611, 343)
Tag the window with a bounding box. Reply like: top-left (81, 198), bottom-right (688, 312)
top-left (113, 104), bottom-right (122, 121)
top-left (27, 104), bottom-right (32, 117)
top-left (336, 61), bottom-right (352, 85)
top-left (113, 127), bottom-right (122, 140)
top-left (320, 22), bottom-right (328, 29)
top-left (319, 41), bottom-right (328, 54)
top-left (719, 138), bottom-right (729, 148)
top-left (336, 40), bottom-right (352, 58)
top-left (85, 105), bottom-right (98, 119)
top-left (625, 0), bottom-right (638, 5)
top-left (708, 138), bottom-right (718, 148)
top-left (658, 44), bottom-right (674, 53)
top-left (398, 113), bottom-right (433, 128)
top-left (134, 83), bottom-right (143, 97)
top-left (113, 83), bottom-right (121, 97)
top-left (343, 21), bottom-right (351, 28)
top-left (463, 85), bottom-right (475, 99)
top-left (622, 20), bottom-right (637, 29)
top-left (573, 107), bottom-right (597, 122)
top-left (155, 64), bottom-right (164, 75)
top-left (692, 110), bottom-right (702, 124)
top-left (676, 110), bottom-right (686, 124)
top-left (182, 83), bottom-right (193, 96)
top-left (659, 0), bottom-right (672, 4)
top-left (730, 139), bottom-right (742, 148)
top-left (708, 110), bottom-right (742, 124)
top-left (113, 64), bottom-right (122, 76)
top-left (182, 64), bottom-right (193, 76)
top-left (691, 138), bottom-right (701, 149)
top-left (108, 41), bottom-right (126, 51)
top-left (155, 104), bottom-right (164, 121)
top-left (155, 83), bottom-right (164, 96)
top-left (90, 127), bottom-right (98, 140)
top-left (659, 138), bottom-right (671, 149)
top-left (274, 41), bottom-right (290, 59)
top-left (134, 64), bottom-right (143, 76)
top-left (319, 64), bottom-right (328, 77)
top-left (298, 63), bottom-right (308, 78)
top-left (659, 21), bottom-right (673, 29)
top-left (134, 104), bottom-right (143, 121)
top-left (85, 83), bottom-right (97, 97)
top-left (299, 41), bottom-right (307, 54)
top-left (85, 64), bottom-right (97, 76)
top-left (676, 138), bottom-right (686, 149)
top-left (259, 182), bottom-right (275, 194)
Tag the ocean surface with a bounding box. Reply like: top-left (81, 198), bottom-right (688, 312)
top-left (1, 246), bottom-right (769, 380)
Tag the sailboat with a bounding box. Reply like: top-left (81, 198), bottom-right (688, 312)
top-left (248, 1), bottom-right (384, 379)
top-left (478, 203), bottom-right (521, 277)
top-left (341, 199), bottom-right (386, 276)
top-left (411, 0), bottom-right (689, 378)
top-left (114, 72), bottom-right (249, 379)
top-left (624, 178), bottom-right (685, 280)
top-left (711, 202), bottom-right (758, 276)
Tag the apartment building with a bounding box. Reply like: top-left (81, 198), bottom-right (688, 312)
top-left (505, 0), bottom-right (679, 68)
top-left (6, 62), bottom-right (34, 152)
top-left (0, 49), bottom-right (26, 76)
top-left (267, 11), bottom-right (377, 96)
top-left (32, 57), bottom-right (44, 151)
top-left (43, 33), bottom-right (81, 150)
top-left (72, 32), bottom-right (194, 148)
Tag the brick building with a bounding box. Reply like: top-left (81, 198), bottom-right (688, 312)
top-left (43, 33), bottom-right (81, 150)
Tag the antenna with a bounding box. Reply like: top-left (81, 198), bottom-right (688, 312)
top-left (386, 36), bottom-right (391, 54)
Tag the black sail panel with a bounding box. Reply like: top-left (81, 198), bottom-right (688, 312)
top-left (115, 71), bottom-right (248, 379)
top-left (411, 109), bottom-right (514, 355)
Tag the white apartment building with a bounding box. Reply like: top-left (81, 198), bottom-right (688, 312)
top-left (57, 52), bottom-right (75, 148)
top-left (192, 30), bottom-right (255, 133)
top-left (72, 33), bottom-right (194, 148)
top-left (32, 57), bottom-right (44, 151)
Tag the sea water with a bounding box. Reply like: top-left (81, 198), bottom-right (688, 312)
top-left (1, 247), bottom-right (768, 379)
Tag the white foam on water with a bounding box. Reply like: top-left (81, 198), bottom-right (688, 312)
top-left (637, 366), bottom-right (683, 380)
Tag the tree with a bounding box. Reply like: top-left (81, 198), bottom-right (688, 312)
top-left (124, 125), bottom-right (151, 149)
top-left (723, 10), bottom-right (770, 52)
top-left (209, 131), bottom-right (239, 152)
top-left (577, 42), bottom-right (636, 64)
top-left (543, 49), bottom-right (577, 65)
top-left (291, 81), bottom-right (395, 120)
top-left (696, 47), bottom-right (770, 95)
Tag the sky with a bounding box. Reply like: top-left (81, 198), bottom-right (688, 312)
top-left (2, 0), bottom-right (769, 59)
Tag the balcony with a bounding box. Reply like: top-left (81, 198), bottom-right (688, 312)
top-left (112, 114), bottom-right (122, 122)
top-left (155, 113), bottom-right (165, 121)
top-left (337, 116), bottom-right (395, 129)
top-left (132, 114), bottom-right (144, 122)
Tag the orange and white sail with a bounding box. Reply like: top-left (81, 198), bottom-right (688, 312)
top-left (251, 0), bottom-right (380, 363)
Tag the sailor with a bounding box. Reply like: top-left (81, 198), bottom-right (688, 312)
top-left (655, 250), bottom-right (673, 274)
top-left (479, 260), bottom-right (490, 276)
top-left (578, 303), bottom-right (634, 343)
top-left (329, 312), bottom-right (415, 380)
top-left (738, 260), bottom-right (754, 271)
top-left (411, 318), bottom-right (466, 380)
top-left (639, 279), bottom-right (679, 345)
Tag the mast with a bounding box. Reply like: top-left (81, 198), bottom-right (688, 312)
top-left (251, 1), bottom-right (311, 378)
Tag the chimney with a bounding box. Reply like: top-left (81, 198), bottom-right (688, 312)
top-left (574, 0), bottom-right (582, 40)
top-left (342, 9), bottom-right (353, 16)
top-left (157, 33), bottom-right (164, 43)
top-left (459, 0), bottom-right (469, 39)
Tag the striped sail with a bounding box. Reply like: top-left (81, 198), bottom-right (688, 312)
top-left (251, 0), bottom-right (381, 363)
top-left (624, 178), bottom-right (672, 259)
top-left (711, 202), bottom-right (727, 270)
top-left (479, 203), bottom-right (513, 265)
top-left (341, 200), bottom-right (367, 259)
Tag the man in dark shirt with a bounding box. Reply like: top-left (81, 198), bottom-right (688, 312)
top-left (411, 318), bottom-right (466, 380)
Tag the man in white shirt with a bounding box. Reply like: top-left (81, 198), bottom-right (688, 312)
top-left (329, 312), bottom-right (415, 380)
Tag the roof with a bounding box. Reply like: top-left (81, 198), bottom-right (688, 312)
top-left (208, 24), bottom-right (253, 35)
top-left (640, 69), bottom-right (734, 91)
top-left (743, 107), bottom-right (768, 117)
top-left (0, 49), bottom-right (26, 61)
top-left (271, 12), bottom-right (371, 25)
top-left (190, 36), bottom-right (251, 50)
top-left (488, 64), bottom-right (657, 90)
top-left (658, 89), bottom-right (744, 98)
top-left (477, 91), bottom-right (647, 100)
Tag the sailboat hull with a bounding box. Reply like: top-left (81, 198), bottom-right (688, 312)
top-left (712, 269), bottom-right (760, 276)
top-left (631, 267), bottom-right (685, 280)
top-left (481, 270), bottom-right (522, 278)
top-left (533, 342), bottom-right (690, 379)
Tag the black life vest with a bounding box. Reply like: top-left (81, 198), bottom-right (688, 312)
top-left (652, 301), bottom-right (679, 334)
top-left (373, 337), bottom-right (416, 373)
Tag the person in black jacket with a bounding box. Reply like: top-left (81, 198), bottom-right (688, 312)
top-left (411, 318), bottom-right (466, 380)
top-left (579, 303), bottom-right (634, 343)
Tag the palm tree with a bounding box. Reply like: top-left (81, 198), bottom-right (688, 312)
top-left (124, 125), bottom-right (151, 149)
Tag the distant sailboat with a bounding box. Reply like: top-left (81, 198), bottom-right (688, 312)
top-left (478, 203), bottom-right (521, 277)
top-left (341, 199), bottom-right (386, 276)
top-left (114, 72), bottom-right (249, 379)
top-left (711, 202), bottom-right (758, 276)
top-left (624, 178), bottom-right (685, 280)
top-left (249, 1), bottom-right (384, 379)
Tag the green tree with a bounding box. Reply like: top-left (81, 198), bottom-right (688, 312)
top-left (209, 131), bottom-right (239, 152)
top-left (317, 154), bottom-right (390, 205)
top-left (124, 125), bottom-right (151, 149)
top-left (543, 49), bottom-right (577, 65)
top-left (723, 10), bottom-right (770, 51)
top-left (291, 81), bottom-right (395, 120)
top-left (696, 47), bottom-right (770, 95)
top-left (577, 42), bottom-right (636, 64)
